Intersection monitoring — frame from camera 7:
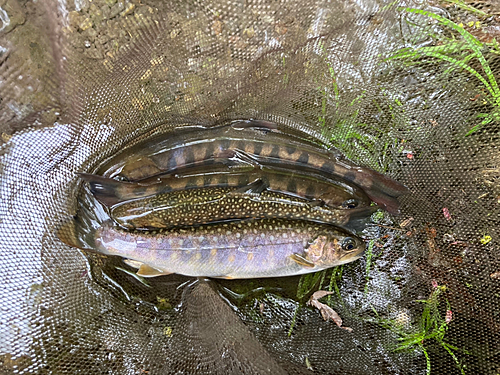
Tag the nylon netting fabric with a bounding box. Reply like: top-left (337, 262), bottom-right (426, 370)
top-left (1, 0), bottom-right (499, 374)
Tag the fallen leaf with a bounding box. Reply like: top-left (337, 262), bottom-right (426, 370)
top-left (213, 20), bottom-right (223, 35)
top-left (311, 290), bottom-right (333, 300)
top-left (490, 271), bottom-right (500, 279)
top-left (400, 217), bottom-right (414, 228)
top-left (307, 291), bottom-right (352, 332)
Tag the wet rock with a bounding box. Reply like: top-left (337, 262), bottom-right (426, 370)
top-left (0, 0), bottom-right (25, 34)
top-left (109, 2), bottom-right (124, 19)
top-left (79, 17), bottom-right (93, 31)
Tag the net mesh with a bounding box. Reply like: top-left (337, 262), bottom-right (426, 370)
top-left (1, 0), bottom-right (500, 374)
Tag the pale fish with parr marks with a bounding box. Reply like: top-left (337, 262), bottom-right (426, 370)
top-left (94, 219), bottom-right (366, 279)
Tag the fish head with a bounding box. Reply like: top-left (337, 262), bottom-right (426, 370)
top-left (305, 232), bottom-right (365, 267)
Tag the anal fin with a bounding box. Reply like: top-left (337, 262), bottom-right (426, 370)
top-left (218, 274), bottom-right (236, 280)
top-left (123, 259), bottom-right (144, 269)
top-left (130, 262), bottom-right (173, 277)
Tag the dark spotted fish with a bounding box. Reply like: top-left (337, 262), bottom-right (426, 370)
top-left (94, 219), bottom-right (366, 279)
top-left (105, 181), bottom-right (377, 231)
top-left (106, 125), bottom-right (408, 213)
top-left (79, 164), bottom-right (371, 211)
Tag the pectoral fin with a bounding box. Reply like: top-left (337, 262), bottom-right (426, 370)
top-left (307, 199), bottom-right (325, 208)
top-left (214, 149), bottom-right (258, 167)
top-left (129, 262), bottom-right (173, 277)
top-left (231, 179), bottom-right (269, 196)
top-left (290, 254), bottom-right (315, 268)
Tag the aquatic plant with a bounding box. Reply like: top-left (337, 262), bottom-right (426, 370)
top-left (313, 40), bottom-right (380, 163)
top-left (373, 285), bottom-right (468, 374)
top-left (386, 7), bottom-right (500, 135)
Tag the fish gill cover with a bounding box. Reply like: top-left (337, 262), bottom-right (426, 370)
top-left (0, 0), bottom-right (500, 374)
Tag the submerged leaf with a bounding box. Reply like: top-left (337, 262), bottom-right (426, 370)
top-left (307, 291), bottom-right (353, 332)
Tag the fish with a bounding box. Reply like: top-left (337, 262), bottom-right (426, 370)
top-left (96, 120), bottom-right (323, 180)
top-left (101, 124), bottom-right (408, 213)
top-left (93, 219), bottom-right (366, 279)
top-left (105, 180), bottom-right (377, 231)
top-left (96, 120), bottom-right (286, 181)
top-left (79, 164), bottom-right (372, 211)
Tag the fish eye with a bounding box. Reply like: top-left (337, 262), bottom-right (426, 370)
top-left (341, 237), bottom-right (357, 251)
top-left (342, 199), bottom-right (358, 209)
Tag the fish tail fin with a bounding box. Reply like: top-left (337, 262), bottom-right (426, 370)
top-left (343, 206), bottom-right (379, 233)
top-left (358, 171), bottom-right (408, 214)
top-left (78, 173), bottom-right (127, 207)
top-left (365, 183), bottom-right (408, 215)
top-left (367, 191), bottom-right (403, 215)
top-left (56, 218), bottom-right (99, 253)
top-left (371, 174), bottom-right (409, 197)
top-left (57, 218), bottom-right (84, 249)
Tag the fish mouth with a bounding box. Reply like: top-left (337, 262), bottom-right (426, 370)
top-left (339, 242), bottom-right (366, 263)
top-left (340, 250), bottom-right (364, 262)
